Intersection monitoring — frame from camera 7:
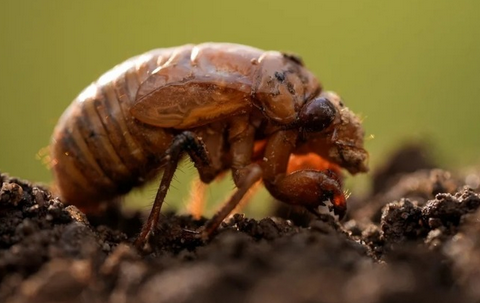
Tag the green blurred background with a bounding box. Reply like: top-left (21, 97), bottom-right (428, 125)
top-left (1, 1), bottom-right (479, 214)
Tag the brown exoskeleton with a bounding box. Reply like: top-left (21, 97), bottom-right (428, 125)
top-left (50, 43), bottom-right (368, 249)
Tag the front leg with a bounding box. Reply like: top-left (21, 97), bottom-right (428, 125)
top-left (262, 130), bottom-right (347, 218)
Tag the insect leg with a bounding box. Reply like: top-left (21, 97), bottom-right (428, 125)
top-left (201, 163), bottom-right (262, 238)
top-left (231, 179), bottom-right (262, 215)
top-left (184, 124), bottom-right (229, 219)
top-left (134, 131), bottom-right (211, 250)
top-left (262, 130), bottom-right (347, 218)
top-left (201, 116), bottom-right (262, 238)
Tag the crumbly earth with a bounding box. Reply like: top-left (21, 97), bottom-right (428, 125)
top-left (1, 146), bottom-right (480, 303)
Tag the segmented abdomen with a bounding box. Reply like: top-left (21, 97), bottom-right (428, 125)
top-left (51, 48), bottom-right (180, 210)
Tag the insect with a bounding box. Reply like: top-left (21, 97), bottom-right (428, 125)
top-left (50, 43), bottom-right (368, 249)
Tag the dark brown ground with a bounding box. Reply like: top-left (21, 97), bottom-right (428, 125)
top-left (1, 145), bottom-right (480, 303)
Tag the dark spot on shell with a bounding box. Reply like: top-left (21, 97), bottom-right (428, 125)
top-left (286, 82), bottom-right (295, 95)
top-left (274, 72), bottom-right (285, 82)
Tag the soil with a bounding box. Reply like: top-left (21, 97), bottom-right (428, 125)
top-left (1, 145), bottom-right (480, 303)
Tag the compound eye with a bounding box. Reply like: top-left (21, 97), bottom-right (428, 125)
top-left (298, 96), bottom-right (337, 132)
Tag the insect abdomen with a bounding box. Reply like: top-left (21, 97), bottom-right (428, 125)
top-left (51, 49), bottom-right (178, 210)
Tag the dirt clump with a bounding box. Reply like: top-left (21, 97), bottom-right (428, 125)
top-left (1, 148), bottom-right (480, 302)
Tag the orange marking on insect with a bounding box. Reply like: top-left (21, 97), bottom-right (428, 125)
top-left (186, 177), bottom-right (208, 220)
